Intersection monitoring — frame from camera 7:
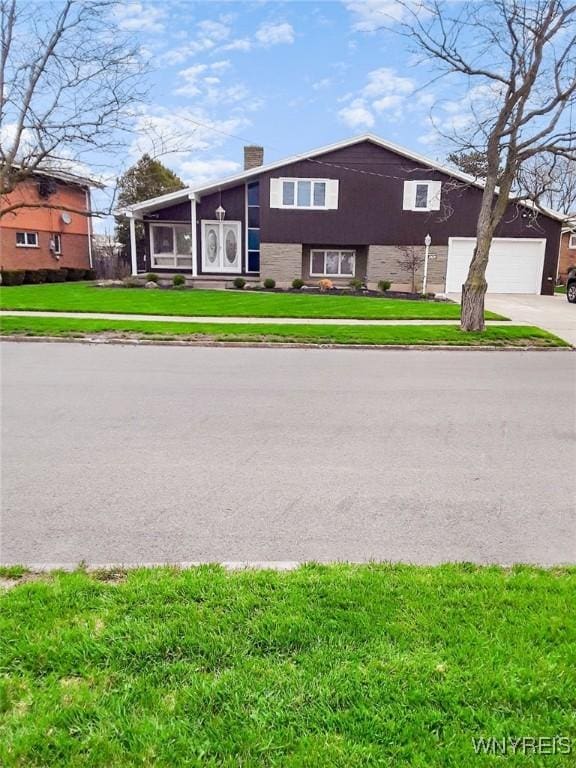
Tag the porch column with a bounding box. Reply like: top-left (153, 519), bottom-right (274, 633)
top-left (128, 213), bottom-right (138, 276)
top-left (190, 193), bottom-right (198, 277)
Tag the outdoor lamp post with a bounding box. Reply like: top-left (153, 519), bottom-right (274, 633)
top-left (422, 232), bottom-right (432, 296)
top-left (215, 205), bottom-right (226, 221)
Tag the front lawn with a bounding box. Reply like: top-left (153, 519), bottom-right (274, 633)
top-left (0, 282), bottom-right (507, 320)
top-left (0, 565), bottom-right (574, 767)
top-left (0, 315), bottom-right (566, 346)
top-left (555, 285), bottom-right (567, 294)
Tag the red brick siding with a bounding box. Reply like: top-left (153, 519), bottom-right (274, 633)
top-left (558, 232), bottom-right (576, 282)
top-left (0, 177), bottom-right (91, 271)
top-left (0, 229), bottom-right (90, 270)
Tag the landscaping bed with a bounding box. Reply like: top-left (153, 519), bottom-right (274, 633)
top-left (0, 283), bottom-right (507, 320)
top-left (1, 564), bottom-right (574, 766)
top-left (0, 316), bottom-right (566, 347)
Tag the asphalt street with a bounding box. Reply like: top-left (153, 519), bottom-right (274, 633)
top-left (1, 341), bottom-right (575, 567)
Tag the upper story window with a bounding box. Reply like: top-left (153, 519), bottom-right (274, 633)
top-left (16, 231), bottom-right (38, 247)
top-left (150, 223), bottom-right (192, 268)
top-left (403, 180), bottom-right (441, 212)
top-left (569, 233), bottom-right (576, 249)
top-left (270, 177), bottom-right (339, 210)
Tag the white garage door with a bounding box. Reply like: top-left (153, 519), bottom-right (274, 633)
top-left (446, 237), bottom-right (546, 293)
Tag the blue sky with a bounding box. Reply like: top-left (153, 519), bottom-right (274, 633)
top-left (104, 0), bottom-right (457, 202)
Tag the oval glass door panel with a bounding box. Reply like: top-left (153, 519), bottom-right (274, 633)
top-left (225, 229), bottom-right (237, 264)
top-left (207, 229), bottom-right (218, 264)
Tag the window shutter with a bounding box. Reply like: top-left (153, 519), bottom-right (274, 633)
top-left (269, 178), bottom-right (282, 208)
top-left (429, 181), bottom-right (442, 211)
top-left (325, 179), bottom-right (339, 209)
top-left (402, 181), bottom-right (415, 210)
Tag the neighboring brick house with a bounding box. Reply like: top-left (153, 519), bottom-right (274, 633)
top-left (0, 170), bottom-right (100, 272)
top-left (557, 222), bottom-right (576, 283)
top-left (119, 134), bottom-right (563, 295)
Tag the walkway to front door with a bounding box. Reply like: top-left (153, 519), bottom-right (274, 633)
top-left (202, 220), bottom-right (241, 273)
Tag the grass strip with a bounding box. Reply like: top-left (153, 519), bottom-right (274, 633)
top-left (0, 282), bottom-right (507, 320)
top-left (0, 315), bottom-right (566, 346)
top-left (0, 564), bottom-right (575, 767)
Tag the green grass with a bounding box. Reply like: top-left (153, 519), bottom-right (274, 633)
top-left (0, 314), bottom-right (566, 346)
top-left (555, 285), bottom-right (567, 294)
top-left (0, 282), bottom-right (507, 320)
top-left (0, 565), bottom-right (574, 767)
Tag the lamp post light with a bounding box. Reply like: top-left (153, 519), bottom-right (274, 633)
top-left (215, 205), bottom-right (226, 222)
top-left (422, 232), bottom-right (432, 296)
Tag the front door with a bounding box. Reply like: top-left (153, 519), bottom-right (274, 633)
top-left (202, 220), bottom-right (241, 273)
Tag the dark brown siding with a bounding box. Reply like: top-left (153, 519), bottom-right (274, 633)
top-left (258, 140), bottom-right (560, 294)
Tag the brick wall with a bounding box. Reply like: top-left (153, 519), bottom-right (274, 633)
top-left (260, 242), bottom-right (302, 286)
top-left (558, 232), bottom-right (576, 282)
top-left (366, 245), bottom-right (448, 292)
top-left (0, 229), bottom-right (90, 270)
top-left (0, 177), bottom-right (91, 271)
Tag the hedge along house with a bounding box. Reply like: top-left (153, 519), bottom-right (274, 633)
top-left (119, 135), bottom-right (563, 294)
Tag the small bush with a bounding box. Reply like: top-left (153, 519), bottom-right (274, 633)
top-left (66, 268), bottom-right (86, 281)
top-left (24, 270), bottom-right (48, 284)
top-left (44, 269), bottom-right (60, 283)
top-left (349, 278), bottom-right (364, 291)
top-left (52, 269), bottom-right (68, 282)
top-left (378, 279), bottom-right (392, 292)
top-left (173, 274), bottom-right (186, 287)
top-left (292, 278), bottom-right (304, 290)
top-left (1, 270), bottom-right (26, 286)
top-left (123, 276), bottom-right (141, 288)
top-left (263, 278), bottom-right (276, 289)
top-left (146, 272), bottom-right (159, 283)
top-left (318, 278), bottom-right (333, 292)
top-left (233, 277), bottom-right (246, 289)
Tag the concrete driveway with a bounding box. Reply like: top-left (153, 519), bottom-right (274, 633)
top-left (1, 342), bottom-right (575, 568)
top-left (449, 292), bottom-right (576, 345)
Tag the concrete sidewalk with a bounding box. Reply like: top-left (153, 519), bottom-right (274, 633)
top-left (0, 310), bottom-right (506, 326)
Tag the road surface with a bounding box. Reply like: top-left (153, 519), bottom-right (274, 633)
top-left (1, 341), bottom-right (575, 567)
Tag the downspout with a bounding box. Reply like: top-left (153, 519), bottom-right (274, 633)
top-left (85, 187), bottom-right (93, 268)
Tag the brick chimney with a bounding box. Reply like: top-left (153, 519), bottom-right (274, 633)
top-left (244, 145), bottom-right (264, 170)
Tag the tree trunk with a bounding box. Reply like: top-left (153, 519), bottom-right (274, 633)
top-left (460, 230), bottom-right (492, 332)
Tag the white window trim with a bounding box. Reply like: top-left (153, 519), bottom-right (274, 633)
top-left (310, 249), bottom-right (356, 278)
top-left (16, 231), bottom-right (39, 247)
top-left (51, 233), bottom-right (62, 254)
top-left (403, 180), bottom-right (442, 212)
top-left (149, 222), bottom-right (193, 268)
top-left (279, 177), bottom-right (330, 210)
top-left (568, 233), bottom-right (576, 249)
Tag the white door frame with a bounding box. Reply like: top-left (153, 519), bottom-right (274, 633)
top-left (201, 220), bottom-right (242, 274)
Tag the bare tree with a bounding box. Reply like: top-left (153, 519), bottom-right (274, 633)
top-left (396, 0), bottom-right (576, 330)
top-left (0, 0), bottom-right (146, 218)
top-left (397, 246), bottom-right (425, 293)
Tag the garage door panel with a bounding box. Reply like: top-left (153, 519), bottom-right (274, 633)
top-left (446, 238), bottom-right (545, 294)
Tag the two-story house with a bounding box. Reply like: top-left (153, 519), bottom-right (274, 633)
top-left (0, 169), bottom-right (101, 273)
top-left (119, 135), bottom-right (563, 295)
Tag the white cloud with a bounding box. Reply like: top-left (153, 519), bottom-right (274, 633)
top-left (222, 38), bottom-right (252, 53)
top-left (112, 2), bottom-right (167, 32)
top-left (255, 21), bottom-right (295, 47)
top-left (197, 19), bottom-right (231, 42)
top-left (312, 78), bottom-right (332, 91)
top-left (344, 0), bottom-right (422, 32)
top-left (179, 158), bottom-right (241, 186)
top-left (338, 99), bottom-right (375, 129)
top-left (130, 106), bottom-right (251, 169)
top-left (338, 67), bottom-right (415, 128)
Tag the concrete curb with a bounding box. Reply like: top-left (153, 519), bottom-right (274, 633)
top-left (0, 334), bottom-right (572, 351)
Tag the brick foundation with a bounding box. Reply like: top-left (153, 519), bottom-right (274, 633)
top-left (367, 244), bottom-right (448, 293)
